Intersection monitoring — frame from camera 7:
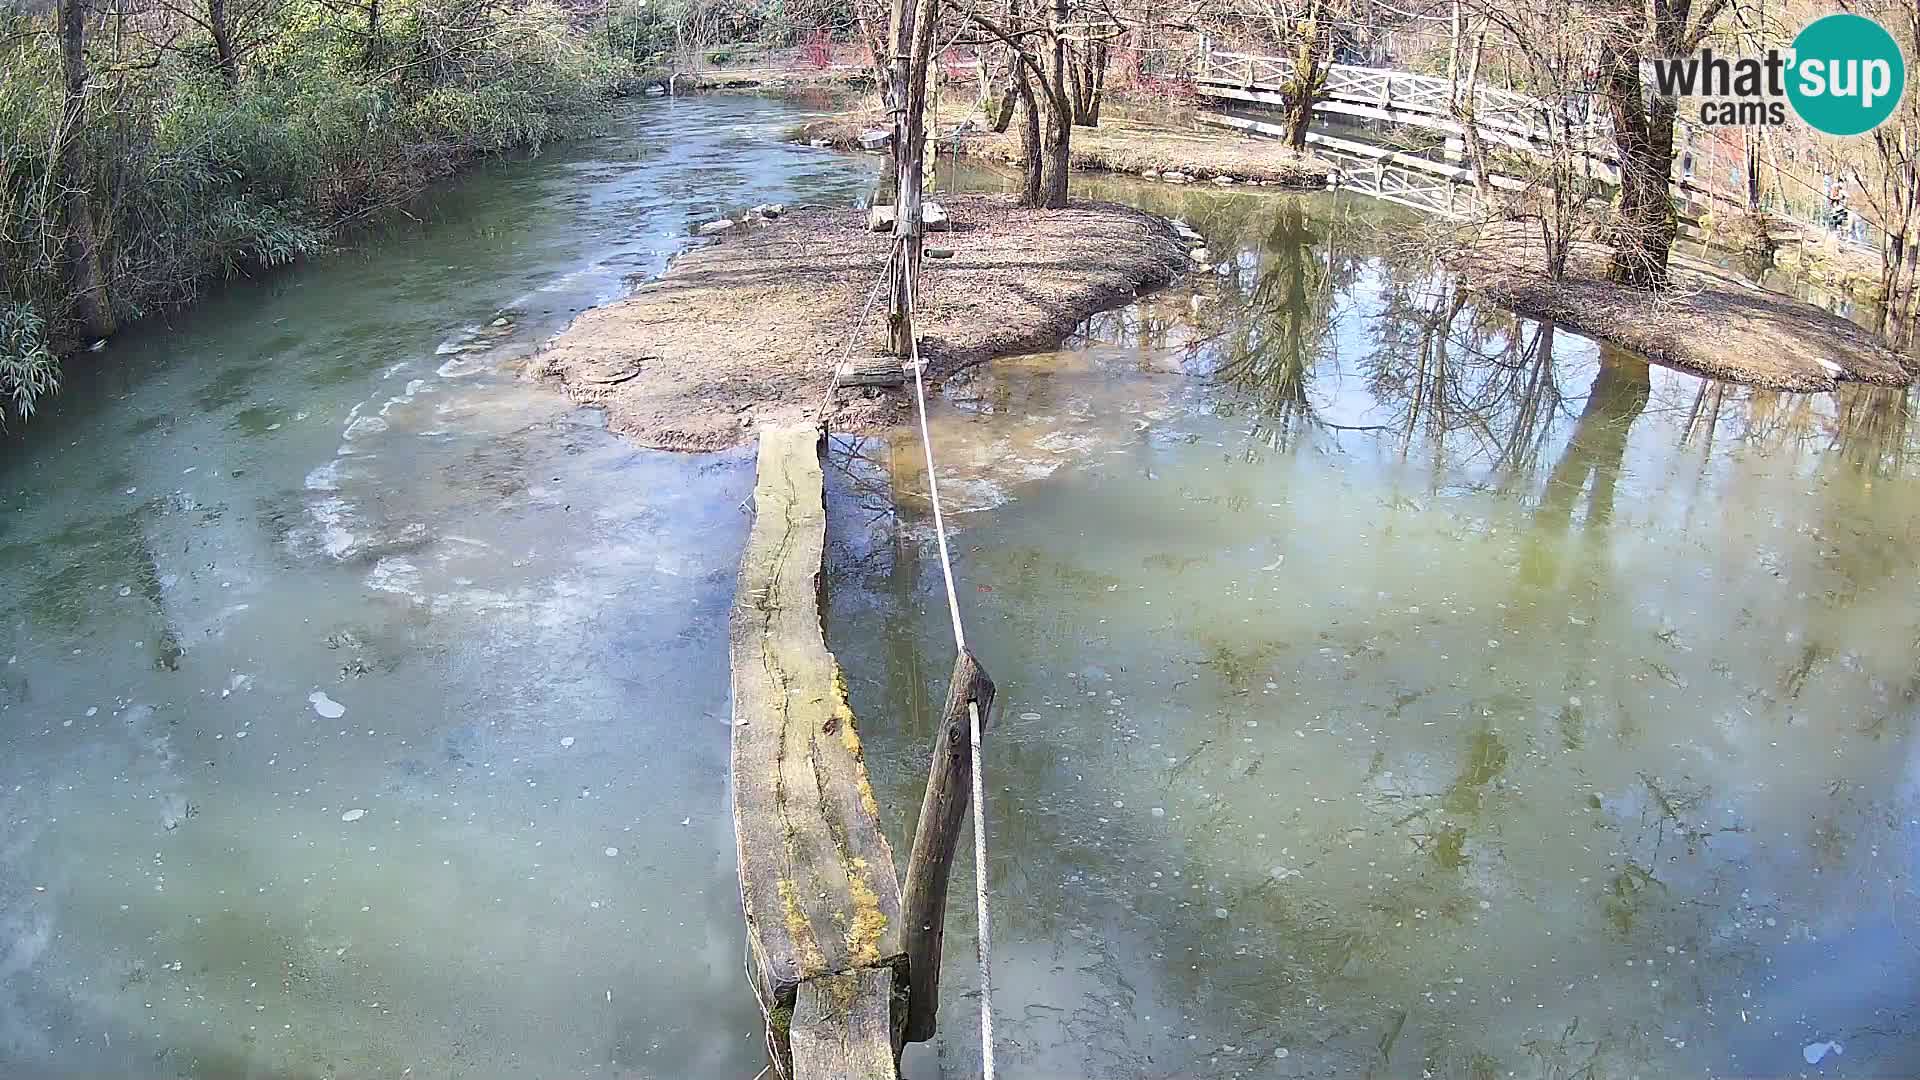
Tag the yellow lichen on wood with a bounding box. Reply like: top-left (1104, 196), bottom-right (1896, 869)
top-left (844, 871), bottom-right (889, 969)
top-left (733, 426), bottom-right (904, 1038)
top-left (779, 877), bottom-right (827, 974)
top-left (830, 666), bottom-right (882, 817)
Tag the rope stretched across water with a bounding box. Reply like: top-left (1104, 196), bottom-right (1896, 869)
top-left (900, 250), bottom-right (997, 1080)
top-left (806, 237), bottom-right (997, 1079)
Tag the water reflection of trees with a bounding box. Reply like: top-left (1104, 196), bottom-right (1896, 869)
top-left (1207, 198), bottom-right (1340, 444)
top-left (1365, 280), bottom-right (1575, 480)
top-left (1680, 380), bottom-right (1920, 479)
top-left (1182, 193), bottom-right (1587, 475)
top-left (1534, 351), bottom-right (1653, 534)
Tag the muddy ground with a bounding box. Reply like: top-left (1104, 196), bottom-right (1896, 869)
top-left (1456, 232), bottom-right (1919, 392)
top-left (798, 112), bottom-right (1333, 188)
top-left (534, 195), bottom-right (1188, 451)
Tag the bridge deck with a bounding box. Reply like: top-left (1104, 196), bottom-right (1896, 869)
top-left (731, 423), bottom-right (903, 1077)
top-left (1194, 47), bottom-right (1740, 213)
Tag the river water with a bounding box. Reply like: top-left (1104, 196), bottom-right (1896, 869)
top-left (4, 98), bottom-right (1918, 1080)
top-left (0, 97), bottom-right (870, 1080)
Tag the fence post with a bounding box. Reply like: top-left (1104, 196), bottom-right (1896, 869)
top-left (900, 648), bottom-right (997, 1044)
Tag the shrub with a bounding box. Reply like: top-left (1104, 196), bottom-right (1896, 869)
top-left (0, 0), bottom-right (627, 423)
top-left (0, 304), bottom-right (58, 422)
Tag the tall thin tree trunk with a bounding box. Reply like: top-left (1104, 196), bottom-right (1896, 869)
top-left (1069, 39), bottom-right (1107, 126)
top-left (58, 0), bottom-right (114, 341)
top-left (1036, 0), bottom-right (1070, 206)
top-left (887, 0), bottom-right (937, 356)
top-left (991, 77), bottom-right (1018, 132)
top-left (209, 0), bottom-right (240, 86)
top-left (1086, 40), bottom-right (1106, 125)
top-left (364, 0), bottom-right (383, 65)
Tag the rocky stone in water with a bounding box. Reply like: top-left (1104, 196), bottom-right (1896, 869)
top-left (697, 219), bottom-right (736, 236)
top-left (309, 690), bottom-right (346, 719)
top-left (750, 203), bottom-right (786, 219)
top-left (341, 808), bottom-right (366, 822)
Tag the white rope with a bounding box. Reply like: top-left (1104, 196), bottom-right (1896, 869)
top-left (902, 251), bottom-right (997, 1080)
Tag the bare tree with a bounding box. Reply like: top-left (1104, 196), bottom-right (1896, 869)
top-left (1593, 0), bottom-right (1731, 287)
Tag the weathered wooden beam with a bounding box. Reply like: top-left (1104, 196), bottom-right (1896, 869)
top-left (899, 647), bottom-right (996, 1043)
top-left (730, 424), bottom-right (906, 1073)
top-left (837, 357), bottom-right (909, 388)
top-left (791, 969), bottom-right (900, 1080)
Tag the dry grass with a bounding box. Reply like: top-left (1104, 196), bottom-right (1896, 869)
top-left (1455, 229), bottom-right (1918, 392)
top-left (796, 112), bottom-right (1332, 187)
top-left (534, 195), bottom-right (1187, 451)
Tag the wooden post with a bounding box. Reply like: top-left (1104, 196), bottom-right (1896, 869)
top-left (899, 647), bottom-right (996, 1043)
top-left (888, 0), bottom-right (937, 357)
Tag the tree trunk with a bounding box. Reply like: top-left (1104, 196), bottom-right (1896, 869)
top-left (58, 0), bottom-right (114, 341)
top-left (990, 75), bottom-right (1018, 132)
top-left (1068, 39), bottom-right (1107, 126)
top-left (1014, 65), bottom-right (1042, 206)
top-left (1448, 26), bottom-right (1491, 191)
top-left (1086, 41), bottom-right (1106, 126)
top-left (1282, 0), bottom-right (1327, 151)
top-left (364, 0), bottom-right (383, 65)
top-left (887, 0), bottom-right (936, 357)
top-left (209, 0), bottom-right (240, 86)
top-left (1599, 33), bottom-right (1676, 288)
top-left (1067, 39), bottom-right (1113, 125)
top-left (1037, 0), bottom-right (1070, 207)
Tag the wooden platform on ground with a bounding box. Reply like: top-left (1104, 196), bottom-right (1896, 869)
top-left (730, 423), bottom-right (905, 1077)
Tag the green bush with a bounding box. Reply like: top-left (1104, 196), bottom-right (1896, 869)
top-left (0, 0), bottom-right (627, 422)
top-left (0, 303), bottom-right (59, 422)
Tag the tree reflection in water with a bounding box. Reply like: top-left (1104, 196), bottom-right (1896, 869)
top-left (1209, 198), bottom-right (1330, 445)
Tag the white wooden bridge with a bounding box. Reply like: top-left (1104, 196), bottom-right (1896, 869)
top-left (1192, 45), bottom-right (1743, 225)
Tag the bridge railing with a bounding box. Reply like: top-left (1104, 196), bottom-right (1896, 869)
top-left (1196, 46), bottom-right (1605, 147)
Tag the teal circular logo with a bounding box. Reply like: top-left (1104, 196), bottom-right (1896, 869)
top-left (1787, 14), bottom-right (1906, 136)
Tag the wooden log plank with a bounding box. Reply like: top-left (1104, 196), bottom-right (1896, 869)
top-left (791, 969), bottom-right (899, 1080)
top-left (837, 357), bottom-right (908, 388)
top-left (900, 648), bottom-right (996, 1043)
top-left (731, 425), bottom-right (906, 1029)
